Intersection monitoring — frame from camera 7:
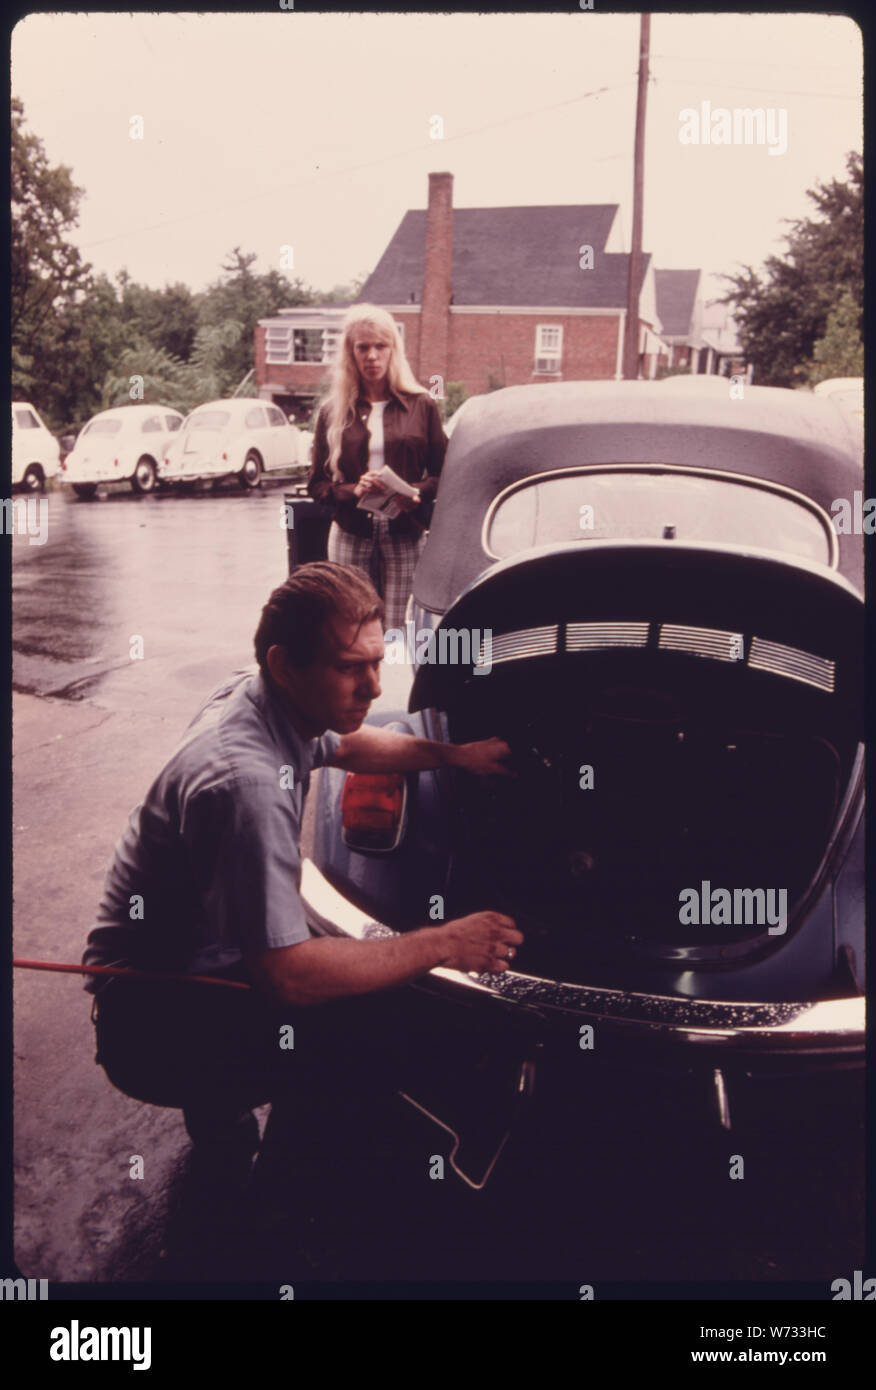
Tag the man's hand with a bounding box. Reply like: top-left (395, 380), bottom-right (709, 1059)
top-left (246, 910), bottom-right (523, 1005)
top-left (449, 737), bottom-right (516, 777)
top-left (438, 911), bottom-right (523, 974)
top-left (331, 727), bottom-right (515, 776)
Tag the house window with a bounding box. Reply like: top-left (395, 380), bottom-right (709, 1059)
top-left (534, 325), bottom-right (563, 374)
top-left (266, 325), bottom-right (341, 365)
top-left (294, 328), bottom-right (342, 363)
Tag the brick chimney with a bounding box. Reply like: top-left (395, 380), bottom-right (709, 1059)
top-left (418, 171), bottom-right (453, 385)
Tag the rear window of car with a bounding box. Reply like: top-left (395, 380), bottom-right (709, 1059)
top-left (81, 418), bottom-right (123, 437)
top-left (14, 409), bottom-right (41, 430)
top-left (166, 415), bottom-right (182, 431)
top-left (485, 469), bottom-right (834, 566)
top-left (187, 411), bottom-right (231, 431)
top-left (141, 416), bottom-right (163, 432)
top-left (267, 406), bottom-right (287, 427)
top-left (245, 407), bottom-right (267, 429)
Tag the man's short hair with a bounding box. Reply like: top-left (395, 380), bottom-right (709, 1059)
top-left (254, 562), bottom-right (384, 676)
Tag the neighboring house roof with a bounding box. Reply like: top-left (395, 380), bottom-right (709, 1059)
top-left (654, 269), bottom-right (701, 338)
top-left (357, 205), bottom-right (648, 308)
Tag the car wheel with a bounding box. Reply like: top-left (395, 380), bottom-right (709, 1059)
top-left (72, 483), bottom-right (97, 500)
top-left (131, 457), bottom-right (157, 493)
top-left (22, 465), bottom-right (45, 493)
top-left (239, 451), bottom-right (262, 489)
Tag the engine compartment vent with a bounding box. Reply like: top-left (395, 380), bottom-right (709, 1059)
top-left (566, 622), bottom-right (650, 651)
top-left (486, 624), bottom-right (558, 666)
top-left (658, 624), bottom-right (744, 661)
top-left (749, 637), bottom-right (835, 693)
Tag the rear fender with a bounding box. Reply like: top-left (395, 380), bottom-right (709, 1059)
top-left (312, 713), bottom-right (453, 928)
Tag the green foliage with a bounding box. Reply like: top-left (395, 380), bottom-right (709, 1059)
top-left (442, 382), bottom-right (469, 421)
top-left (11, 96), bottom-right (91, 347)
top-left (654, 364), bottom-right (692, 381)
top-left (719, 151), bottom-right (862, 387)
top-left (321, 274), bottom-right (367, 303)
top-left (195, 247), bottom-right (316, 386)
top-left (10, 100), bottom-right (363, 434)
top-left (116, 270), bottom-right (199, 362)
top-left (806, 290), bottom-right (864, 385)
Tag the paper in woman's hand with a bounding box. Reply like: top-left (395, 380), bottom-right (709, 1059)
top-left (356, 465), bottom-right (420, 519)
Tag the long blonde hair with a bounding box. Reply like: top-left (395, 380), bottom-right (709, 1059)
top-left (322, 304), bottom-right (427, 479)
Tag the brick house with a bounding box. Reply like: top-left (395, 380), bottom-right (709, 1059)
top-left (654, 269), bottom-right (704, 373)
top-left (255, 171), bottom-right (667, 416)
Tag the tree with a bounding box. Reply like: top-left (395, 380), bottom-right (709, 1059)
top-left (115, 272), bottom-right (199, 362)
top-left (322, 274), bottom-right (368, 303)
top-left (11, 97), bottom-right (92, 346)
top-left (39, 274), bottom-right (127, 432)
top-left (195, 247), bottom-right (315, 385)
top-left (807, 290), bottom-right (864, 384)
top-left (719, 151), bottom-right (862, 387)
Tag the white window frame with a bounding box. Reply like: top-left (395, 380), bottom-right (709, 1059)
top-left (534, 324), bottom-right (563, 374)
top-left (265, 326), bottom-right (293, 366)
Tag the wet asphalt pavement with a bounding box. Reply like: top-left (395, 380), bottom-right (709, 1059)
top-left (11, 480), bottom-right (865, 1294)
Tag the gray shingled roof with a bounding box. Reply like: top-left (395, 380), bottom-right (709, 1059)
top-left (654, 269), bottom-right (700, 338)
top-left (357, 205), bottom-right (649, 308)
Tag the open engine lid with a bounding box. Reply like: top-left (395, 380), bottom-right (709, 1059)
top-left (408, 541), bottom-right (864, 724)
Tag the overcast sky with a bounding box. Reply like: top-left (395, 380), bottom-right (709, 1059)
top-left (11, 11), bottom-right (862, 305)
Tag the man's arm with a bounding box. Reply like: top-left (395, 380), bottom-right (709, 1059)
top-left (328, 726), bottom-right (514, 777)
top-left (245, 911), bottom-right (523, 1006)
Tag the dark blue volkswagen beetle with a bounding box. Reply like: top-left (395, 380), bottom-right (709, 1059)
top-left (293, 380), bottom-right (865, 1185)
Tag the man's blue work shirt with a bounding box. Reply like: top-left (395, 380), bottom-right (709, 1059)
top-left (82, 667), bottom-right (341, 994)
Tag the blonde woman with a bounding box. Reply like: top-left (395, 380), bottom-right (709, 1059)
top-left (307, 304), bottom-right (446, 629)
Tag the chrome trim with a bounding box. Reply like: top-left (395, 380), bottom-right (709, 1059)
top-left (300, 860), bottom-right (865, 1056)
top-left (480, 463), bottom-right (840, 569)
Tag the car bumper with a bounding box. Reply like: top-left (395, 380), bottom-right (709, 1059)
top-left (301, 860), bottom-right (865, 1065)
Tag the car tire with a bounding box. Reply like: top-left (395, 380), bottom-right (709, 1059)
top-left (239, 451), bottom-right (262, 489)
top-left (22, 465), bottom-right (45, 493)
top-left (72, 483), bottom-right (97, 500)
top-left (131, 456), bottom-right (157, 494)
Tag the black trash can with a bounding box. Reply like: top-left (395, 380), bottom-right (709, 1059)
top-left (283, 491), bottom-right (334, 572)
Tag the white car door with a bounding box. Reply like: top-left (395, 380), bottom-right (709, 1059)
top-left (243, 405), bottom-right (273, 470)
top-left (266, 404), bottom-right (297, 471)
top-left (12, 404), bottom-right (60, 487)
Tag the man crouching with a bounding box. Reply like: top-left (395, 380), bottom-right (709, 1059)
top-left (83, 562), bottom-right (522, 1198)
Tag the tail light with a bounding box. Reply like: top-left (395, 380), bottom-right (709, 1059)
top-left (113, 458), bottom-right (119, 467)
top-left (341, 772), bottom-right (407, 852)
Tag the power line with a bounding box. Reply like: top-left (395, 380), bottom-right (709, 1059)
top-left (653, 76), bottom-right (857, 101)
top-left (80, 78), bottom-right (638, 252)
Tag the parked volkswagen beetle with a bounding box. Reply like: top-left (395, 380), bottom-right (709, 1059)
top-left (160, 398), bottom-right (307, 490)
top-left (298, 380), bottom-right (865, 1183)
top-left (12, 402), bottom-right (61, 493)
top-left (63, 404), bottom-right (184, 498)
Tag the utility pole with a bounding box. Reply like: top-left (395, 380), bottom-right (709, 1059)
top-left (623, 13), bottom-right (651, 380)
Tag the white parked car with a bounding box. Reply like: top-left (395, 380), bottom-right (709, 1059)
top-left (12, 403), bottom-right (61, 492)
top-left (159, 399), bottom-right (307, 490)
top-left (63, 404), bottom-right (185, 498)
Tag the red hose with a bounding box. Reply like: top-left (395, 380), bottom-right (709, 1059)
top-left (12, 959), bottom-right (252, 991)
